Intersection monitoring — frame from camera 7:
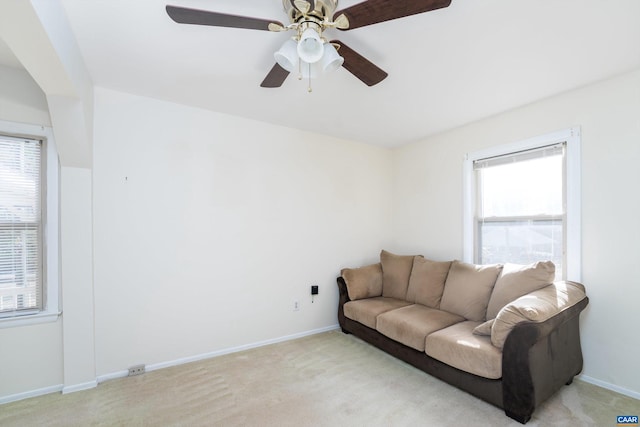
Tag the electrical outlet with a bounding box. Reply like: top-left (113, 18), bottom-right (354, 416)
top-left (128, 364), bottom-right (145, 376)
top-left (293, 300), bottom-right (300, 311)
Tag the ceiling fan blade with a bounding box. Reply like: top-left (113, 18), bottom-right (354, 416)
top-left (334, 0), bottom-right (451, 30)
top-left (166, 5), bottom-right (284, 31)
top-left (331, 40), bottom-right (388, 86)
top-left (260, 63), bottom-right (290, 88)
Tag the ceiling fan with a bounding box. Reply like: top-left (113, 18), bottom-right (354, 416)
top-left (166, 0), bottom-right (452, 89)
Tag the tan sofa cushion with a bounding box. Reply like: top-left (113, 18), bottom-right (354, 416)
top-left (425, 321), bottom-right (503, 379)
top-left (439, 261), bottom-right (502, 321)
top-left (376, 304), bottom-right (464, 351)
top-left (343, 297), bottom-right (412, 329)
top-left (405, 257), bottom-right (452, 308)
top-left (341, 263), bottom-right (383, 301)
top-left (491, 281), bottom-right (587, 349)
top-left (380, 250), bottom-right (416, 300)
top-left (485, 261), bottom-right (555, 320)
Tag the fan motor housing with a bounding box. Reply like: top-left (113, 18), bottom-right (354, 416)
top-left (283, 0), bottom-right (339, 23)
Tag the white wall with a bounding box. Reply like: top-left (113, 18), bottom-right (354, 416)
top-left (60, 167), bottom-right (96, 392)
top-left (92, 87), bottom-right (393, 376)
top-left (0, 322), bottom-right (63, 399)
top-left (0, 1), bottom-right (94, 168)
top-left (3, 56), bottom-right (637, 405)
top-left (0, 65), bottom-right (50, 126)
top-left (0, 66), bottom-right (64, 400)
top-left (1, 0), bottom-right (96, 402)
top-left (392, 68), bottom-right (640, 397)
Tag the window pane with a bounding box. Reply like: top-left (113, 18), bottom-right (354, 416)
top-left (0, 135), bottom-right (42, 315)
top-left (478, 155), bottom-right (563, 217)
top-left (0, 226), bottom-right (40, 309)
top-left (479, 220), bottom-right (563, 279)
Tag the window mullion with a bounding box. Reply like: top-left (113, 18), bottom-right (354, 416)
top-left (479, 214), bottom-right (565, 223)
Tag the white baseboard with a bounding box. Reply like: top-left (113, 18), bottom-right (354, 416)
top-left (5, 326), bottom-right (341, 402)
top-left (96, 324), bottom-right (340, 383)
top-left (578, 375), bottom-right (640, 400)
top-left (96, 370), bottom-right (129, 384)
top-left (62, 380), bottom-right (98, 395)
top-left (0, 384), bottom-right (63, 405)
top-left (6, 327), bottom-right (640, 409)
top-left (146, 324), bottom-right (340, 373)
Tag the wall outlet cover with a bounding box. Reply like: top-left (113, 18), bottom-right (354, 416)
top-left (128, 364), bottom-right (146, 376)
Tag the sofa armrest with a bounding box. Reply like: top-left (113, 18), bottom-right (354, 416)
top-left (336, 276), bottom-right (351, 330)
top-left (491, 281), bottom-right (588, 349)
top-left (499, 284), bottom-right (588, 423)
top-left (340, 262), bottom-right (383, 301)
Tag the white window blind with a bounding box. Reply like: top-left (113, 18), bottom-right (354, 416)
top-left (473, 142), bottom-right (566, 279)
top-left (0, 134), bottom-right (43, 317)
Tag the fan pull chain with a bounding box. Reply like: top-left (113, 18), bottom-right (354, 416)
top-left (295, 59), bottom-right (312, 92)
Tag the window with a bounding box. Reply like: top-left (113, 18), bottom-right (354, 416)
top-left (0, 135), bottom-right (43, 315)
top-left (0, 120), bottom-right (59, 327)
top-left (463, 128), bottom-right (581, 281)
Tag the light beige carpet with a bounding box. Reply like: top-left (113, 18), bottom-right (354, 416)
top-left (1, 330), bottom-right (638, 426)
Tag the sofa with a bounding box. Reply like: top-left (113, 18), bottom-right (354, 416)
top-left (336, 250), bottom-right (589, 424)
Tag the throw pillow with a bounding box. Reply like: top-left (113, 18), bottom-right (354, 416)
top-left (485, 261), bottom-right (555, 320)
top-left (341, 263), bottom-right (383, 301)
top-left (405, 257), bottom-right (452, 308)
top-left (439, 260), bottom-right (502, 321)
top-left (380, 250), bottom-right (416, 300)
top-left (472, 318), bottom-right (495, 336)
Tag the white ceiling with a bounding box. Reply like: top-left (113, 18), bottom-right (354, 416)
top-left (13, 1), bottom-right (640, 147)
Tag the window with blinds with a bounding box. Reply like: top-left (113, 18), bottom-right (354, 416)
top-left (0, 134), bottom-right (43, 317)
top-left (473, 143), bottom-right (566, 279)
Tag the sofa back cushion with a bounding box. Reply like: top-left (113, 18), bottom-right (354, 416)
top-left (439, 260), bottom-right (502, 321)
top-left (485, 261), bottom-right (556, 320)
top-left (380, 250), bottom-right (416, 300)
top-left (405, 257), bottom-right (452, 308)
top-left (341, 263), bottom-right (383, 301)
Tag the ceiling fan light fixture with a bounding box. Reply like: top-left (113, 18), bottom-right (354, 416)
top-left (297, 27), bottom-right (324, 63)
top-left (274, 39), bottom-right (299, 72)
top-left (167, 0), bottom-right (454, 89)
top-left (321, 43), bottom-right (343, 73)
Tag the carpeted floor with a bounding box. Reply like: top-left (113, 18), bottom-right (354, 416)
top-left (1, 330), bottom-right (638, 426)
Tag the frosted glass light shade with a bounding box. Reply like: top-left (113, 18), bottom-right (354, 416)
top-left (297, 28), bottom-right (324, 63)
top-left (274, 39), bottom-right (299, 72)
top-left (322, 43), bottom-right (344, 73)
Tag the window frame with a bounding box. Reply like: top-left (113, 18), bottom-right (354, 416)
top-left (463, 127), bottom-right (581, 282)
top-left (0, 120), bottom-right (59, 328)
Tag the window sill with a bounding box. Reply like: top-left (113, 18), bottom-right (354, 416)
top-left (0, 310), bottom-right (61, 329)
